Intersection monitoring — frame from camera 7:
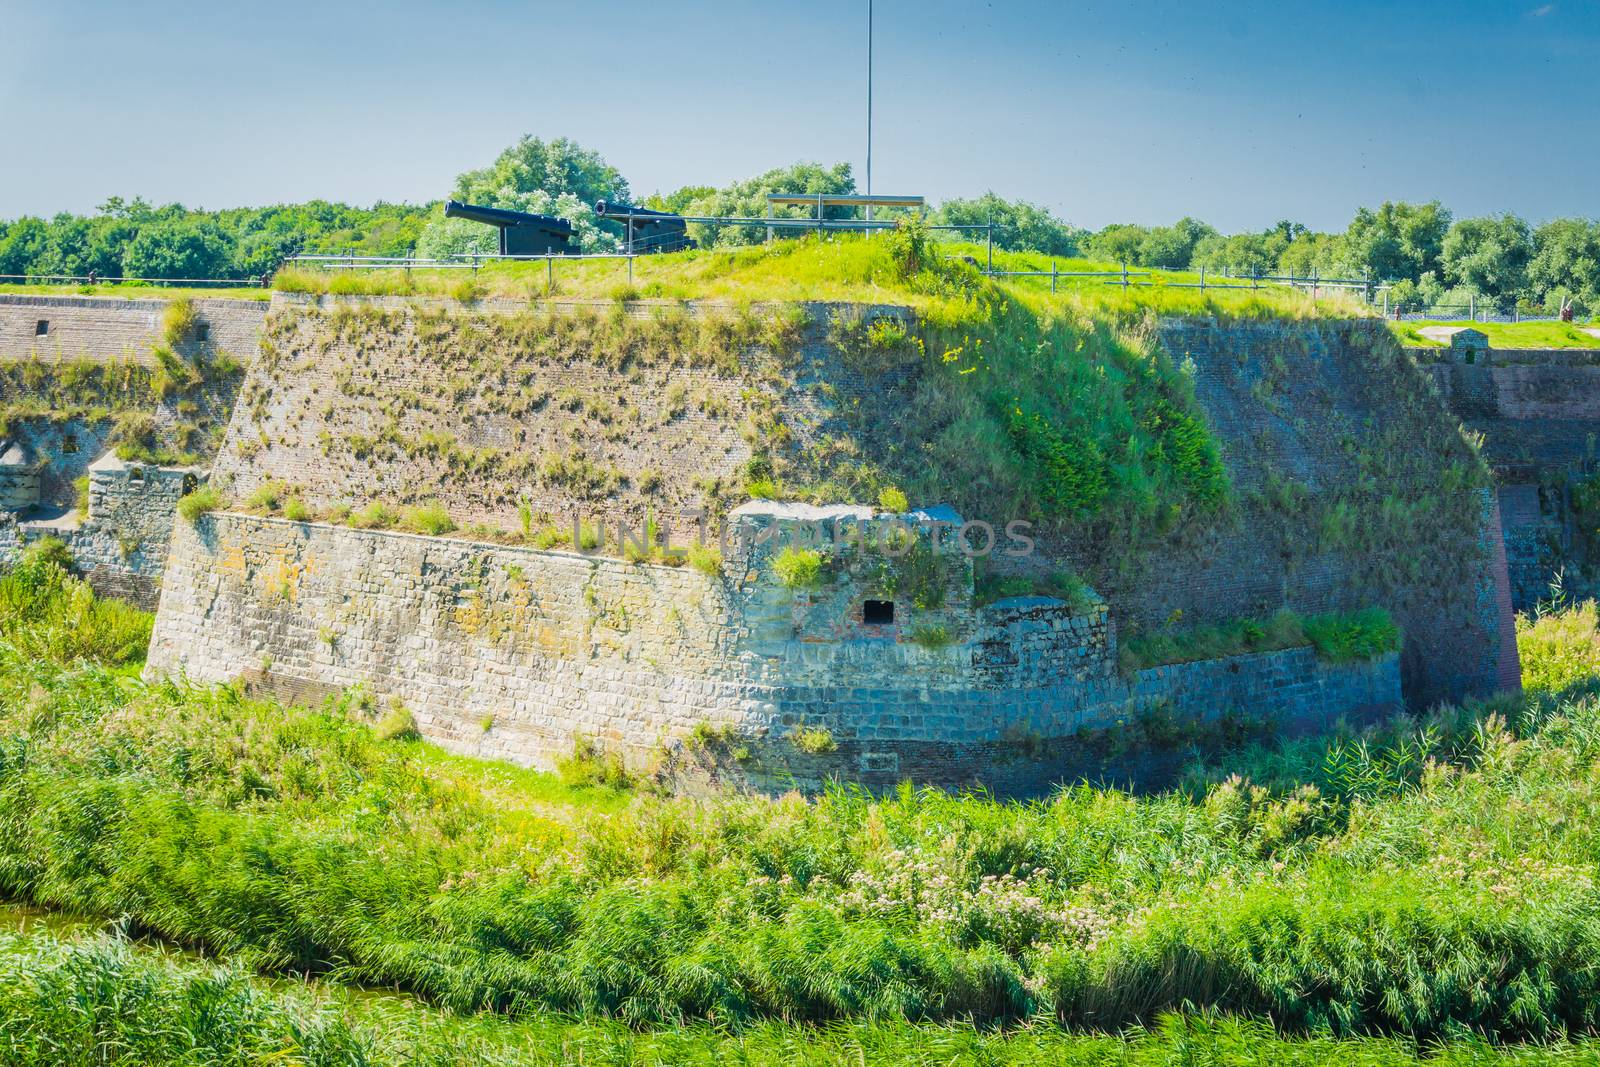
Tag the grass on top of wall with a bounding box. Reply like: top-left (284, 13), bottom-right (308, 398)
top-left (1390, 320), bottom-right (1600, 350)
top-left (0, 283), bottom-right (271, 301)
top-left (4, 569), bottom-right (1600, 1044)
top-left (1119, 607), bottom-right (1401, 671)
top-left (272, 231), bottom-right (1365, 322)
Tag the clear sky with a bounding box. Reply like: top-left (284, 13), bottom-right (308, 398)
top-left (1, 0), bottom-right (1595, 231)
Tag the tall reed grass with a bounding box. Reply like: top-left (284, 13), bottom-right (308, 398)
top-left (3, 576), bottom-right (1600, 1043)
top-left (0, 931), bottom-right (1590, 1065)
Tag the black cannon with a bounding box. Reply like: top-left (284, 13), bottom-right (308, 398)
top-left (443, 200), bottom-right (576, 256)
top-left (594, 200), bottom-right (693, 254)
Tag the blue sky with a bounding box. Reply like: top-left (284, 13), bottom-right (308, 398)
top-left (1, 0), bottom-right (1595, 231)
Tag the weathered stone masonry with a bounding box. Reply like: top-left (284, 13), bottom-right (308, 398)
top-left (147, 512), bottom-right (1401, 790)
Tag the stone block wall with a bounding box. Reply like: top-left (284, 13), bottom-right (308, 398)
top-left (1128, 320), bottom-right (1510, 709)
top-left (1422, 348), bottom-right (1600, 612)
top-left (0, 294), bottom-right (267, 367)
top-left (0, 462), bottom-right (198, 609)
top-left (145, 513), bottom-right (1403, 792)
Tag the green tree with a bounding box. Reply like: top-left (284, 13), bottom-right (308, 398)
top-left (120, 218), bottom-right (237, 280)
top-left (1527, 218), bottom-right (1600, 315)
top-left (1442, 214), bottom-right (1534, 310)
top-left (416, 136), bottom-right (631, 255)
top-left (1137, 217), bottom-right (1217, 269)
top-left (932, 193), bottom-right (1084, 256)
top-left (0, 217), bottom-right (49, 277)
top-left (673, 162), bottom-right (856, 248)
top-left (1341, 201), bottom-right (1451, 283)
top-left (1085, 223), bottom-right (1148, 265)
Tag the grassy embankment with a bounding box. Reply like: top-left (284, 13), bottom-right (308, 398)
top-left (0, 283), bottom-right (271, 301)
top-left (5, 547), bottom-right (1600, 1064)
top-left (271, 233), bottom-right (1360, 319)
top-left (1391, 320), bottom-right (1600, 351)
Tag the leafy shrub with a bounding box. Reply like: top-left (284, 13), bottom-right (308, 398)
top-left (745, 477), bottom-right (781, 500)
top-left (19, 536), bottom-right (73, 573)
top-left (1303, 607), bottom-right (1401, 663)
top-left (373, 701), bottom-right (418, 742)
top-left (0, 553), bottom-right (150, 665)
top-left (1004, 403), bottom-right (1109, 516)
top-left (176, 484), bottom-right (225, 523)
top-left (245, 481), bottom-right (286, 513)
top-left (1518, 600), bottom-right (1600, 696)
top-left (877, 486), bottom-right (909, 512)
top-left (283, 497), bottom-right (311, 522)
top-left (687, 543), bottom-right (723, 577)
top-left (161, 297), bottom-right (201, 347)
top-left (349, 503), bottom-right (399, 530)
top-left (791, 725), bottom-right (837, 753)
top-left (910, 624), bottom-right (953, 649)
top-left (401, 503), bottom-right (456, 537)
top-left (772, 547), bottom-right (824, 589)
top-left (557, 734), bottom-right (632, 788)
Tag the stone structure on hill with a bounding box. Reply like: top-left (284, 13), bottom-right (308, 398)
top-left (0, 289), bottom-right (1543, 790)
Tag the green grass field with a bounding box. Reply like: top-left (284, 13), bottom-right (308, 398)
top-left (6, 548), bottom-right (1600, 1062)
top-left (0, 282), bottom-right (272, 301)
top-left (1389, 320), bottom-right (1600, 350)
top-left (270, 233), bottom-right (1366, 321)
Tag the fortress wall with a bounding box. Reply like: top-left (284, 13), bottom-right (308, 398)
top-left (210, 300), bottom-right (781, 528)
top-left (0, 465), bottom-right (196, 609)
top-left (0, 294), bottom-right (268, 366)
top-left (1126, 320), bottom-right (1511, 709)
top-left (202, 305), bottom-right (1510, 713)
top-left (146, 513), bottom-right (1401, 792)
top-left (1424, 351), bottom-right (1600, 611)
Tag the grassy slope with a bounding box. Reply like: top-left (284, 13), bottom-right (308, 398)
top-left (0, 283), bottom-right (272, 301)
top-left (1390, 320), bottom-right (1600, 350)
top-left (272, 234), bottom-right (1366, 320)
top-left (6, 560), bottom-right (1600, 1055)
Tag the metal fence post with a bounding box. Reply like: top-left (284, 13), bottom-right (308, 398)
top-left (1051, 260), bottom-right (1058, 293)
top-left (986, 218), bottom-right (994, 275)
top-left (546, 254), bottom-right (553, 296)
top-left (1199, 265), bottom-right (1206, 292)
top-left (628, 255), bottom-right (634, 287)
top-left (1121, 261), bottom-right (1129, 290)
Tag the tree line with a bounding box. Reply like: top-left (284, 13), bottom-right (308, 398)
top-left (2, 135), bottom-right (1595, 315)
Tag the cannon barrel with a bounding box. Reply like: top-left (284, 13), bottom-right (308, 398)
top-left (444, 199), bottom-right (574, 236)
top-left (594, 201), bottom-right (685, 229)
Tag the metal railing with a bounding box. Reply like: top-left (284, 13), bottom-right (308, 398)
top-left (988, 262), bottom-right (1374, 297)
top-left (1383, 300), bottom-right (1559, 324)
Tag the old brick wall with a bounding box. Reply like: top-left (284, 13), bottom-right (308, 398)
top-left (0, 294), bottom-right (267, 366)
top-left (1120, 320), bottom-right (1508, 709)
top-left (0, 465), bottom-right (198, 610)
top-left (1424, 350), bottom-right (1600, 612)
top-left (145, 513), bottom-right (1402, 791)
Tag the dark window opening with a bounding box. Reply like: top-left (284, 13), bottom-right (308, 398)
top-left (863, 599), bottom-right (895, 625)
top-left (129, 467), bottom-right (145, 483)
top-left (195, 323), bottom-right (210, 342)
top-left (34, 320), bottom-right (48, 336)
top-left (182, 473), bottom-right (198, 495)
top-left (61, 435), bottom-right (78, 454)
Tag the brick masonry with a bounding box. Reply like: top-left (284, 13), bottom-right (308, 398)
top-left (145, 512), bottom-right (1401, 792)
top-left (0, 294), bottom-right (268, 367)
top-left (1423, 349), bottom-right (1600, 612)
